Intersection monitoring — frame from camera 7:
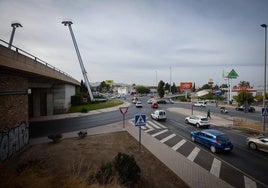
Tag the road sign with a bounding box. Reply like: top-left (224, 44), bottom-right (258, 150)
top-left (262, 108), bottom-right (268, 116)
top-left (119, 107), bottom-right (128, 115)
top-left (134, 114), bottom-right (146, 126)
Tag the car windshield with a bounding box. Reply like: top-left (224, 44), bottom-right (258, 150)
top-left (200, 118), bottom-right (208, 121)
top-left (159, 111), bottom-right (165, 115)
top-left (217, 135), bottom-right (230, 143)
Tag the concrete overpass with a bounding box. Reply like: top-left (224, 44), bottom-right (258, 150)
top-left (0, 39), bottom-right (80, 129)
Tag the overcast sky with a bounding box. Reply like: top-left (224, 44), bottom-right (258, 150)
top-left (0, 0), bottom-right (267, 88)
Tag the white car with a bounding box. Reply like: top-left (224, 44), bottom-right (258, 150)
top-left (135, 101), bottom-right (143, 108)
top-left (151, 110), bottom-right (167, 121)
top-left (193, 101), bottom-right (206, 107)
top-left (185, 115), bottom-right (210, 128)
top-left (147, 98), bottom-right (155, 104)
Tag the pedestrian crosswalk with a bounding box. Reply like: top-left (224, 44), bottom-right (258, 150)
top-left (129, 118), bottom-right (261, 188)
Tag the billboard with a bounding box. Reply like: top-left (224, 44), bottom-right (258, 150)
top-left (180, 82), bottom-right (193, 91)
top-left (105, 80), bottom-right (114, 85)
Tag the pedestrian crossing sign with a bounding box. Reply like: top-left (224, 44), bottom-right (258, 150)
top-left (262, 108), bottom-right (268, 116)
top-left (134, 114), bottom-right (146, 126)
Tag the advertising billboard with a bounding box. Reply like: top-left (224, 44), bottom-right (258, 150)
top-left (180, 82), bottom-right (193, 91)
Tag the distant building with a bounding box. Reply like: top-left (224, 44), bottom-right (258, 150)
top-left (232, 85), bottom-right (257, 96)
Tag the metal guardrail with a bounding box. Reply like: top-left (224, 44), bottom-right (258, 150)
top-left (0, 38), bottom-right (75, 80)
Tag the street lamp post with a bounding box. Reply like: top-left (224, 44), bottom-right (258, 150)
top-left (261, 24), bottom-right (267, 135)
top-left (62, 20), bottom-right (94, 101)
top-left (8, 22), bottom-right (22, 48)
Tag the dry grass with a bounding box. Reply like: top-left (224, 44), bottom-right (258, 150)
top-left (233, 118), bottom-right (268, 135)
top-left (0, 131), bottom-right (188, 188)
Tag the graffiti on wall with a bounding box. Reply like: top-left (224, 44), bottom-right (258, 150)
top-left (0, 121), bottom-right (29, 161)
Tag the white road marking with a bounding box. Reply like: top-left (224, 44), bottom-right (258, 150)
top-left (172, 139), bottom-right (186, 151)
top-left (187, 147), bottom-right (200, 162)
top-left (144, 129), bottom-right (154, 133)
top-left (152, 121), bottom-right (167, 129)
top-left (210, 158), bottom-right (221, 178)
top-left (160, 134), bottom-right (176, 143)
top-left (148, 121), bottom-right (161, 129)
top-left (244, 176), bottom-right (257, 188)
top-left (151, 129), bottom-right (168, 137)
top-left (145, 124), bottom-right (153, 130)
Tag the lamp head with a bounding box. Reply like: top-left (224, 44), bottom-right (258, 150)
top-left (261, 24), bottom-right (267, 28)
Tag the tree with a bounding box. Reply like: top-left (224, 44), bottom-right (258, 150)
top-left (192, 83), bottom-right (196, 92)
top-left (171, 82), bottom-right (178, 94)
top-left (164, 83), bottom-right (170, 92)
top-left (238, 81), bottom-right (250, 87)
top-left (157, 80), bottom-right (165, 98)
top-left (80, 80), bottom-right (88, 97)
top-left (99, 81), bottom-right (111, 93)
top-left (233, 89), bottom-right (254, 106)
top-left (135, 85), bottom-right (150, 94)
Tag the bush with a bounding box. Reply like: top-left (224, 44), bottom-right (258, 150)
top-left (90, 152), bottom-right (141, 186)
top-left (78, 130), bottom-right (87, 138)
top-left (47, 134), bottom-right (62, 143)
top-left (80, 108), bottom-right (88, 113)
top-left (113, 152), bottom-right (140, 186)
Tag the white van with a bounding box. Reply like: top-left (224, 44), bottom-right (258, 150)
top-left (193, 101), bottom-right (206, 107)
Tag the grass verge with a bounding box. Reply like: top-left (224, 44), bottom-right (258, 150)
top-left (68, 99), bottom-right (124, 113)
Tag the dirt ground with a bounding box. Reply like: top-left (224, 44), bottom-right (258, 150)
top-left (0, 131), bottom-right (189, 188)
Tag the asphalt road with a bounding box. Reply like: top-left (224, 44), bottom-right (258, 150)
top-left (29, 97), bottom-right (268, 186)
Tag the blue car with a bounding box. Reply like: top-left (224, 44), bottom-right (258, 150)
top-left (190, 129), bottom-right (233, 153)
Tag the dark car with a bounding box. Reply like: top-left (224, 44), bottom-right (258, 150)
top-left (190, 129), bottom-right (233, 153)
top-left (235, 105), bottom-right (255, 112)
top-left (157, 99), bottom-right (168, 104)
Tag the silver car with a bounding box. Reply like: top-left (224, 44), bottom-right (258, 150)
top-left (246, 136), bottom-right (268, 152)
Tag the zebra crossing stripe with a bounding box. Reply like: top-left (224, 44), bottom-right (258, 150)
top-left (145, 124), bottom-right (153, 130)
top-left (210, 158), bottom-right (221, 178)
top-left (172, 139), bottom-right (186, 151)
top-left (151, 129), bottom-right (168, 137)
top-left (160, 134), bottom-right (176, 143)
top-left (147, 121), bottom-right (161, 129)
top-left (152, 121), bottom-right (167, 129)
top-left (244, 176), bottom-right (257, 188)
top-left (187, 147), bottom-right (200, 161)
top-left (144, 129), bottom-right (154, 133)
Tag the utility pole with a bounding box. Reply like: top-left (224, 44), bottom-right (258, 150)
top-left (62, 20), bottom-right (94, 101)
top-left (9, 22), bottom-right (22, 48)
top-left (169, 66), bottom-right (172, 93)
top-left (261, 24), bottom-right (267, 135)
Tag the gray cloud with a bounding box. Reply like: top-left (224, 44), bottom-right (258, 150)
top-left (0, 0), bottom-right (267, 87)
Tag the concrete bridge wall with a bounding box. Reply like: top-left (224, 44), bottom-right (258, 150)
top-left (0, 42), bottom-right (80, 129)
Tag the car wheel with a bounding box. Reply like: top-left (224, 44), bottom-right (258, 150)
top-left (191, 136), bottom-right (195, 142)
top-left (210, 145), bottom-right (217, 153)
top-left (185, 119), bottom-right (189, 124)
top-left (196, 123), bottom-right (200, 128)
top-left (249, 142), bottom-right (257, 150)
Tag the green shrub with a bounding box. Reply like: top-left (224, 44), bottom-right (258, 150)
top-left (80, 108), bottom-right (88, 113)
top-left (47, 134), bottom-right (62, 143)
top-left (78, 130), bottom-right (87, 138)
top-left (113, 152), bottom-right (140, 186)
